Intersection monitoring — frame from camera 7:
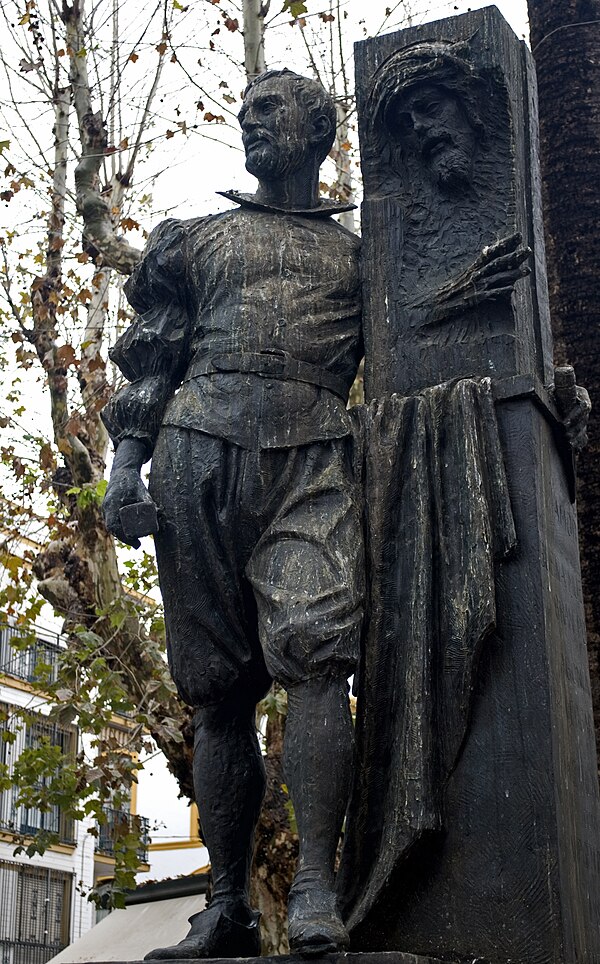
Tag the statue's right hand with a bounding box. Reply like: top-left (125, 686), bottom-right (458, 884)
top-left (416, 233), bottom-right (531, 326)
top-left (102, 469), bottom-right (156, 548)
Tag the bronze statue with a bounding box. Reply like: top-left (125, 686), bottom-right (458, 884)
top-left (101, 22), bottom-right (596, 964)
top-left (102, 70), bottom-right (364, 959)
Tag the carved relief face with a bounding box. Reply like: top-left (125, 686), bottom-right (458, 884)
top-left (388, 82), bottom-right (477, 190)
top-left (239, 78), bottom-right (311, 181)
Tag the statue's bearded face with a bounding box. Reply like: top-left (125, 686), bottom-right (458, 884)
top-left (389, 82), bottom-right (477, 190)
top-left (239, 78), bottom-right (312, 181)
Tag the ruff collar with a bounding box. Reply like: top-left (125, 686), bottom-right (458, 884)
top-left (218, 189), bottom-right (356, 218)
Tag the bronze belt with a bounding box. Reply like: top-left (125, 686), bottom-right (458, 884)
top-left (183, 350), bottom-right (348, 401)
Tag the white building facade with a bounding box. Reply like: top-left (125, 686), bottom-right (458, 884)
top-left (0, 622), bottom-right (150, 963)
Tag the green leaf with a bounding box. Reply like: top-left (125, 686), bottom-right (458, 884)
top-left (282, 0), bottom-right (308, 15)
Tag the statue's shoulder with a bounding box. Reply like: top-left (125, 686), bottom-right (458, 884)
top-left (142, 217), bottom-right (188, 259)
top-left (323, 217), bottom-right (361, 253)
top-left (149, 211), bottom-right (224, 234)
top-left (177, 210), bottom-right (238, 238)
top-left (142, 213), bottom-right (224, 259)
top-left (152, 213), bottom-right (215, 236)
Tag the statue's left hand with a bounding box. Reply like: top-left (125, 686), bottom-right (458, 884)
top-left (102, 437), bottom-right (156, 548)
top-left (553, 365), bottom-right (591, 453)
top-left (422, 232), bottom-right (531, 325)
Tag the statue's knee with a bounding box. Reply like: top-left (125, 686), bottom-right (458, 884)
top-left (193, 687), bottom-right (261, 734)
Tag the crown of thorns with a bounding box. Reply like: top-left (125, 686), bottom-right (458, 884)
top-left (370, 39), bottom-right (485, 138)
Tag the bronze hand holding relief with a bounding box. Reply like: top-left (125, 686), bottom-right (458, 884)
top-left (102, 437), bottom-right (158, 548)
top-left (413, 232), bottom-right (532, 328)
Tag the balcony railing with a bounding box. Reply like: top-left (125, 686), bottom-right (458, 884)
top-left (0, 623), bottom-right (63, 685)
top-left (0, 707), bottom-right (77, 846)
top-left (96, 808), bottom-right (151, 863)
top-left (0, 938), bottom-right (67, 964)
top-left (0, 796), bottom-right (76, 846)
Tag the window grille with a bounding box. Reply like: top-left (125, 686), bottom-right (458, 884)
top-left (0, 624), bottom-right (62, 685)
top-left (0, 859), bottom-right (72, 964)
top-left (96, 807), bottom-right (151, 863)
top-left (0, 703), bottom-right (76, 844)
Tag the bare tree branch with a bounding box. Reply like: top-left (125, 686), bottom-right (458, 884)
top-left (29, 82), bottom-right (71, 448)
top-left (122, 1), bottom-right (169, 184)
top-left (0, 241), bottom-right (32, 336)
top-left (242, 0), bottom-right (267, 80)
top-left (63, 0), bottom-right (142, 275)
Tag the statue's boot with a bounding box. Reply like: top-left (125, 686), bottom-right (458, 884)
top-left (144, 900), bottom-right (261, 960)
top-left (288, 882), bottom-right (350, 956)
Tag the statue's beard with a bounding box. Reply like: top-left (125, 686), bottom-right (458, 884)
top-left (425, 139), bottom-right (474, 192)
top-left (392, 129), bottom-right (476, 195)
top-left (245, 139), bottom-right (298, 180)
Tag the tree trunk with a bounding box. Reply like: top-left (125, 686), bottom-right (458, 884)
top-left (251, 694), bottom-right (298, 955)
top-left (64, 0), bottom-right (143, 273)
top-left (527, 0), bottom-right (600, 772)
top-left (332, 99), bottom-right (355, 232)
top-left (242, 0), bottom-right (267, 81)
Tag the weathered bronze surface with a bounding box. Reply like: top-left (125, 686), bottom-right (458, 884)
top-left (342, 7), bottom-right (600, 964)
top-left (103, 70), bottom-right (364, 960)
top-left (101, 9), bottom-right (600, 964)
top-left (85, 954), bottom-right (445, 964)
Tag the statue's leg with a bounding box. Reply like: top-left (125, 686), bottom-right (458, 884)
top-left (192, 694), bottom-right (265, 916)
top-left (247, 439), bottom-right (365, 954)
top-left (144, 693), bottom-right (265, 961)
top-left (284, 674), bottom-right (354, 954)
top-left (145, 428), bottom-right (271, 960)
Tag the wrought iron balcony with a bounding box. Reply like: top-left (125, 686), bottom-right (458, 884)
top-left (0, 794), bottom-right (76, 846)
top-left (0, 623), bottom-right (62, 685)
top-left (0, 710), bottom-right (77, 846)
top-left (96, 807), bottom-right (151, 863)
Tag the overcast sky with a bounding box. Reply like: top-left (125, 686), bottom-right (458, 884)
top-left (147, 0), bottom-right (530, 219)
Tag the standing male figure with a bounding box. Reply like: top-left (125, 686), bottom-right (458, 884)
top-left (102, 70), bottom-right (364, 959)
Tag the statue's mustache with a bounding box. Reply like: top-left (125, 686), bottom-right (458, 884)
top-left (420, 130), bottom-right (454, 159)
top-left (242, 130), bottom-right (277, 151)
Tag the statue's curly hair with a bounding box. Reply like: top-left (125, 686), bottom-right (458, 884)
top-left (243, 69), bottom-right (336, 163)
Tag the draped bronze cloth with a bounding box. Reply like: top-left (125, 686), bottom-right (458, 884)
top-left (338, 378), bottom-right (516, 929)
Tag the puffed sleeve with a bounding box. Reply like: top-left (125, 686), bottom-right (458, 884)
top-left (101, 219), bottom-right (190, 457)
